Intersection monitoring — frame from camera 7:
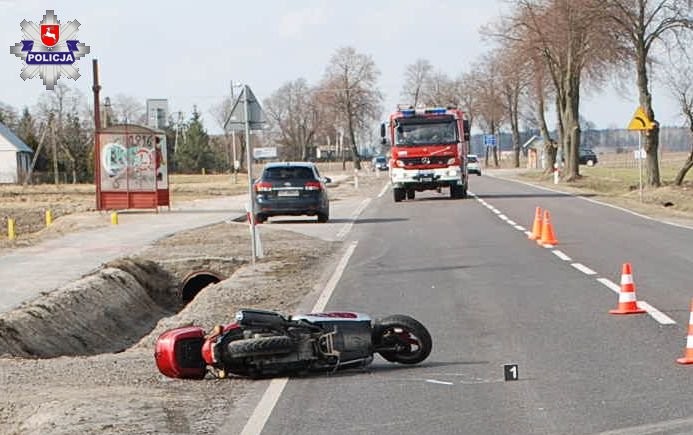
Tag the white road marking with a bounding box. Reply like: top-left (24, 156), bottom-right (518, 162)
top-left (637, 301), bottom-right (676, 325)
top-left (596, 278), bottom-right (675, 325)
top-left (337, 198), bottom-right (371, 240)
top-left (597, 278), bottom-right (621, 294)
top-left (552, 250), bottom-right (572, 261)
top-left (571, 263), bottom-right (597, 275)
top-left (486, 173), bottom-right (693, 231)
top-left (506, 219), bottom-right (517, 226)
top-left (475, 185), bottom-right (677, 328)
top-left (377, 183), bottom-right (389, 198)
top-left (425, 379), bottom-right (454, 386)
top-left (240, 241), bottom-right (358, 435)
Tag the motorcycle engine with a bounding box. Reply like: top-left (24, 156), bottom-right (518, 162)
top-left (314, 319), bottom-right (373, 362)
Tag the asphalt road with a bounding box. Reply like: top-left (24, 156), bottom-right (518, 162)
top-left (240, 174), bottom-right (693, 435)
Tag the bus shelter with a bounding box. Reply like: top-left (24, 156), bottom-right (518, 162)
top-left (95, 124), bottom-right (169, 210)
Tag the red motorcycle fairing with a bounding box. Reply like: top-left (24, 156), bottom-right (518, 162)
top-left (201, 322), bottom-right (241, 366)
top-left (154, 326), bottom-right (207, 380)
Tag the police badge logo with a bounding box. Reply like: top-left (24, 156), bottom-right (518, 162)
top-left (10, 10), bottom-right (90, 90)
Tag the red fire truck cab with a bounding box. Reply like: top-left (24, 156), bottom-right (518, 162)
top-left (380, 106), bottom-right (471, 202)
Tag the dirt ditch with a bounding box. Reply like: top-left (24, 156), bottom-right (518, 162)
top-left (0, 173), bottom-right (386, 434)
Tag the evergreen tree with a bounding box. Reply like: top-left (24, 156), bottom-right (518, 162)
top-left (175, 107), bottom-right (215, 173)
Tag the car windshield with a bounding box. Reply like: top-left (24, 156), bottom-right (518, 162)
top-left (263, 166), bottom-right (314, 180)
top-left (395, 121), bottom-right (458, 146)
top-left (468, 156), bottom-right (478, 163)
top-left (375, 157), bottom-right (386, 163)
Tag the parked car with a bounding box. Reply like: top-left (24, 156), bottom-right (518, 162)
top-left (372, 155), bottom-right (389, 171)
top-left (467, 154), bottom-right (482, 175)
top-left (253, 162), bottom-right (331, 223)
top-left (579, 148), bottom-right (598, 166)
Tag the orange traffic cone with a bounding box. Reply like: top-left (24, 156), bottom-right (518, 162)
top-left (609, 263), bottom-right (646, 315)
top-left (528, 206), bottom-right (542, 240)
top-left (537, 210), bottom-right (558, 246)
top-left (676, 298), bottom-right (693, 364)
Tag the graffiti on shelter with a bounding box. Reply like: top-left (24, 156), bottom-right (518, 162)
top-left (100, 133), bottom-right (167, 191)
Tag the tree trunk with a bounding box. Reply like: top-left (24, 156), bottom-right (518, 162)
top-left (674, 145), bottom-right (693, 186)
top-left (561, 71), bottom-right (581, 182)
top-left (636, 46), bottom-right (661, 187)
top-left (347, 113), bottom-right (361, 170)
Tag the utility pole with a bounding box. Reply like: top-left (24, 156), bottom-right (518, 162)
top-left (50, 114), bottom-right (58, 185)
top-left (230, 81), bottom-right (238, 183)
top-left (243, 85), bottom-right (257, 266)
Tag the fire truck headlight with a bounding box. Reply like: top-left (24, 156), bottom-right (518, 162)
top-left (395, 160), bottom-right (405, 168)
top-left (447, 157), bottom-right (457, 165)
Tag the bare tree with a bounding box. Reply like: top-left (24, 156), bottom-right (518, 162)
top-left (467, 56), bottom-right (505, 167)
top-left (420, 70), bottom-right (459, 107)
top-left (603, 0), bottom-right (693, 187)
top-left (110, 93), bottom-right (145, 125)
top-left (499, 0), bottom-right (617, 181)
top-left (264, 78), bottom-right (322, 160)
top-left (665, 51), bottom-right (693, 185)
top-left (322, 46), bottom-right (383, 170)
top-left (457, 73), bottom-right (478, 132)
top-left (497, 45), bottom-right (530, 168)
top-left (401, 59), bottom-right (434, 106)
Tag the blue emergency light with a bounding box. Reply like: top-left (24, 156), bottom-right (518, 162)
top-left (424, 108), bottom-right (447, 115)
top-left (400, 109), bottom-right (415, 117)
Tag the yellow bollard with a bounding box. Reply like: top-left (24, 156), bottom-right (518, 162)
top-left (111, 212), bottom-right (118, 225)
top-left (7, 218), bottom-right (15, 240)
top-left (45, 209), bottom-right (53, 227)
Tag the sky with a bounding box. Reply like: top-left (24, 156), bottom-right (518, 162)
top-left (0, 0), bottom-right (686, 136)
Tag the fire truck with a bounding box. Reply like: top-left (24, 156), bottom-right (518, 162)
top-left (380, 106), bottom-right (470, 202)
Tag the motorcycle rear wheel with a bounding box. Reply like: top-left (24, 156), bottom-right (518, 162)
top-left (372, 315), bottom-right (432, 364)
top-left (225, 335), bottom-right (294, 358)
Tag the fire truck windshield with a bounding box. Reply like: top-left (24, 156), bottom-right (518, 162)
top-left (395, 121), bottom-right (458, 146)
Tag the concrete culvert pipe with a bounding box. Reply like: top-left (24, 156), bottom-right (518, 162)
top-left (180, 270), bottom-right (224, 302)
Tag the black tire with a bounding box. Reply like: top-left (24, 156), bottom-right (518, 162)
top-left (406, 189), bottom-right (415, 200)
top-left (449, 185), bottom-right (460, 199)
top-left (254, 213), bottom-right (266, 224)
top-left (225, 335), bottom-right (294, 358)
top-left (393, 188), bottom-right (405, 202)
top-left (317, 210), bottom-right (329, 223)
top-left (372, 315), bottom-right (432, 364)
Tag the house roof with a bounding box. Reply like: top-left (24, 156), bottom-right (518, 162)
top-left (0, 122), bottom-right (33, 153)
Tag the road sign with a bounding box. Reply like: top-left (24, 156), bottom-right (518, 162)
top-left (627, 107), bottom-right (655, 131)
top-left (483, 134), bottom-right (496, 146)
top-left (253, 147), bottom-right (277, 159)
top-left (224, 86), bottom-right (266, 131)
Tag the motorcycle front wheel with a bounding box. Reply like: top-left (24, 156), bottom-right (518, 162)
top-left (372, 315), bottom-right (432, 364)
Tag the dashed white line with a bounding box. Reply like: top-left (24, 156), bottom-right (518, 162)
top-left (637, 301), bottom-right (676, 325)
top-left (571, 263), bottom-right (597, 275)
top-left (426, 379), bottom-right (454, 386)
top-left (597, 278), bottom-right (622, 294)
top-left (474, 194), bottom-right (677, 327)
top-left (552, 250), bottom-right (572, 261)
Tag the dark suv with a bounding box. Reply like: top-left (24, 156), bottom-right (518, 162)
top-left (253, 162), bottom-right (331, 223)
top-left (579, 148), bottom-right (598, 166)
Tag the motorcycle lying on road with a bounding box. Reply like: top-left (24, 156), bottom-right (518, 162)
top-left (155, 309), bottom-right (432, 379)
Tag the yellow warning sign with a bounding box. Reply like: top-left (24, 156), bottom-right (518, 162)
top-left (628, 107), bottom-right (655, 131)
